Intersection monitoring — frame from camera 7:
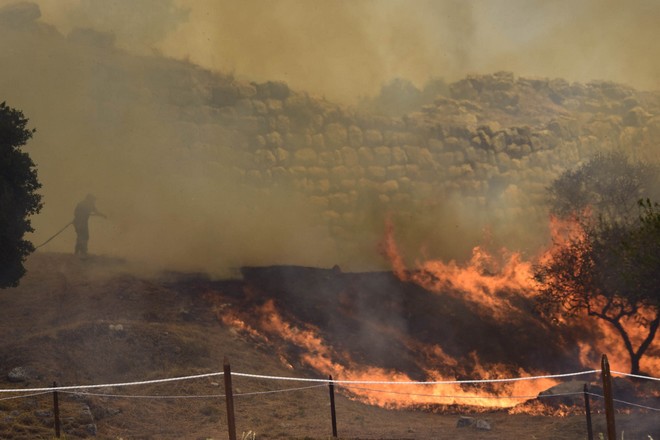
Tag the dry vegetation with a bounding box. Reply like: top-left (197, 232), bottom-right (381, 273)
top-left (0, 253), bottom-right (657, 439)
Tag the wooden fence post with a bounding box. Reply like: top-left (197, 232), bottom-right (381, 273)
top-left (52, 381), bottom-right (61, 438)
top-left (583, 383), bottom-right (593, 440)
top-left (223, 358), bottom-right (237, 440)
top-left (328, 375), bottom-right (337, 438)
top-left (601, 354), bottom-right (616, 440)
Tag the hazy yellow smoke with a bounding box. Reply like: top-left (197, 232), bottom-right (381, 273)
top-left (9, 0), bottom-right (660, 103)
top-left (1, 0), bottom-right (659, 275)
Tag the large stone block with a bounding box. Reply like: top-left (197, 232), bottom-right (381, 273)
top-left (331, 165), bottom-right (351, 180)
top-left (290, 166), bottom-right (308, 176)
top-left (405, 146), bottom-right (435, 168)
top-left (410, 181), bottom-right (434, 197)
top-left (405, 164), bottom-right (420, 178)
top-left (266, 99), bottom-right (283, 113)
top-left (364, 129), bottom-right (383, 146)
top-left (266, 131), bottom-right (284, 148)
top-left (319, 151), bottom-right (340, 166)
top-left (367, 166), bottom-right (387, 180)
top-left (387, 165), bottom-right (407, 179)
top-left (311, 133), bottom-right (325, 149)
top-left (348, 125), bottom-right (364, 147)
top-left (325, 123), bottom-right (348, 149)
top-left (274, 147), bottom-right (290, 164)
top-left (236, 116), bottom-right (265, 132)
top-left (329, 193), bottom-right (351, 209)
top-left (246, 169), bottom-right (262, 181)
top-left (235, 99), bottom-right (254, 116)
top-left (309, 195), bottom-right (329, 208)
top-left (358, 178), bottom-right (378, 191)
top-left (322, 210), bottom-right (341, 221)
top-left (294, 148), bottom-right (319, 166)
top-left (490, 132), bottom-right (506, 152)
top-left (397, 176), bottom-right (412, 191)
top-left (428, 138), bottom-right (444, 152)
top-left (254, 149), bottom-right (277, 168)
top-left (285, 133), bottom-right (312, 150)
top-left (437, 152), bottom-right (455, 166)
top-left (252, 100), bottom-right (268, 115)
top-left (339, 179), bottom-right (357, 190)
top-left (373, 146), bottom-right (392, 166)
top-left (340, 146), bottom-right (359, 167)
top-left (307, 166), bottom-right (328, 178)
top-left (276, 114), bottom-right (291, 133)
top-left (391, 146), bottom-right (407, 164)
top-left (381, 180), bottom-right (399, 193)
top-left (271, 166), bottom-right (290, 180)
top-left (315, 179), bottom-right (331, 193)
top-left (357, 147), bottom-right (375, 165)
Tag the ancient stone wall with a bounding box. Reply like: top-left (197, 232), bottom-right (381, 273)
top-left (168, 72), bottom-right (660, 255)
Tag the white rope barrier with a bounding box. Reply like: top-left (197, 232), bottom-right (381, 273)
top-left (0, 391), bottom-right (51, 401)
top-left (1, 373), bottom-right (657, 413)
top-left (231, 369), bottom-right (601, 385)
top-left (9, 386), bottom-right (660, 412)
top-left (2, 367), bottom-right (659, 395)
top-left (59, 384), bottom-right (327, 400)
top-left (236, 384), bottom-right (327, 396)
top-left (0, 372), bottom-right (224, 393)
top-left (610, 371), bottom-right (660, 381)
top-left (339, 385), bottom-right (584, 400)
top-left (586, 392), bottom-right (660, 412)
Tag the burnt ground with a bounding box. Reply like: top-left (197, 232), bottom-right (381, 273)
top-left (0, 253), bottom-right (657, 439)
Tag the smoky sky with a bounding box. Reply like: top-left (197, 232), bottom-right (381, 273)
top-left (1, 0), bottom-right (659, 275)
top-left (7, 0), bottom-right (660, 102)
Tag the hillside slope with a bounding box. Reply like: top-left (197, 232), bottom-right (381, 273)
top-left (0, 253), bottom-right (657, 439)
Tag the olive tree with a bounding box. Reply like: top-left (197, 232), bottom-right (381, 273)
top-left (535, 152), bottom-right (659, 375)
top-left (0, 102), bottom-right (42, 288)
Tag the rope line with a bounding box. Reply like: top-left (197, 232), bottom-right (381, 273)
top-left (236, 384), bottom-right (327, 396)
top-left (3, 382), bottom-right (658, 412)
top-left (586, 392), bottom-right (660, 412)
top-left (610, 371), bottom-right (660, 381)
top-left (231, 369), bottom-right (600, 385)
top-left (60, 384), bottom-right (327, 400)
top-left (0, 372), bottom-right (224, 393)
top-left (5, 367), bottom-right (660, 394)
top-left (339, 385), bottom-right (584, 400)
top-left (0, 391), bottom-right (51, 401)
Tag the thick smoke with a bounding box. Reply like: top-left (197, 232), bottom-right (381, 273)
top-left (10, 0), bottom-right (660, 103)
top-left (2, 0), bottom-right (659, 275)
top-left (0, 6), bottom-right (336, 274)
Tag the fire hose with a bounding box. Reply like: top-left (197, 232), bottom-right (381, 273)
top-left (34, 221), bottom-right (73, 249)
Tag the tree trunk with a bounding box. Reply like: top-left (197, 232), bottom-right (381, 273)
top-left (597, 311), bottom-right (660, 375)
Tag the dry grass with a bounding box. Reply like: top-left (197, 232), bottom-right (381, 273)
top-left (0, 253), bottom-right (657, 439)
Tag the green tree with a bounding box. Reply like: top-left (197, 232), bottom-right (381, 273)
top-left (548, 151), bottom-right (658, 224)
top-left (535, 153), bottom-right (659, 375)
top-left (0, 102), bottom-right (42, 288)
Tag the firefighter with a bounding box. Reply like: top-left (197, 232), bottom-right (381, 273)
top-left (73, 194), bottom-right (106, 256)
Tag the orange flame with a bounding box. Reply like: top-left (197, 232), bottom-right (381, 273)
top-left (203, 214), bottom-right (658, 413)
top-left (380, 217), bottom-right (536, 319)
top-left (219, 299), bottom-right (557, 409)
top-left (382, 216), bottom-right (659, 377)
